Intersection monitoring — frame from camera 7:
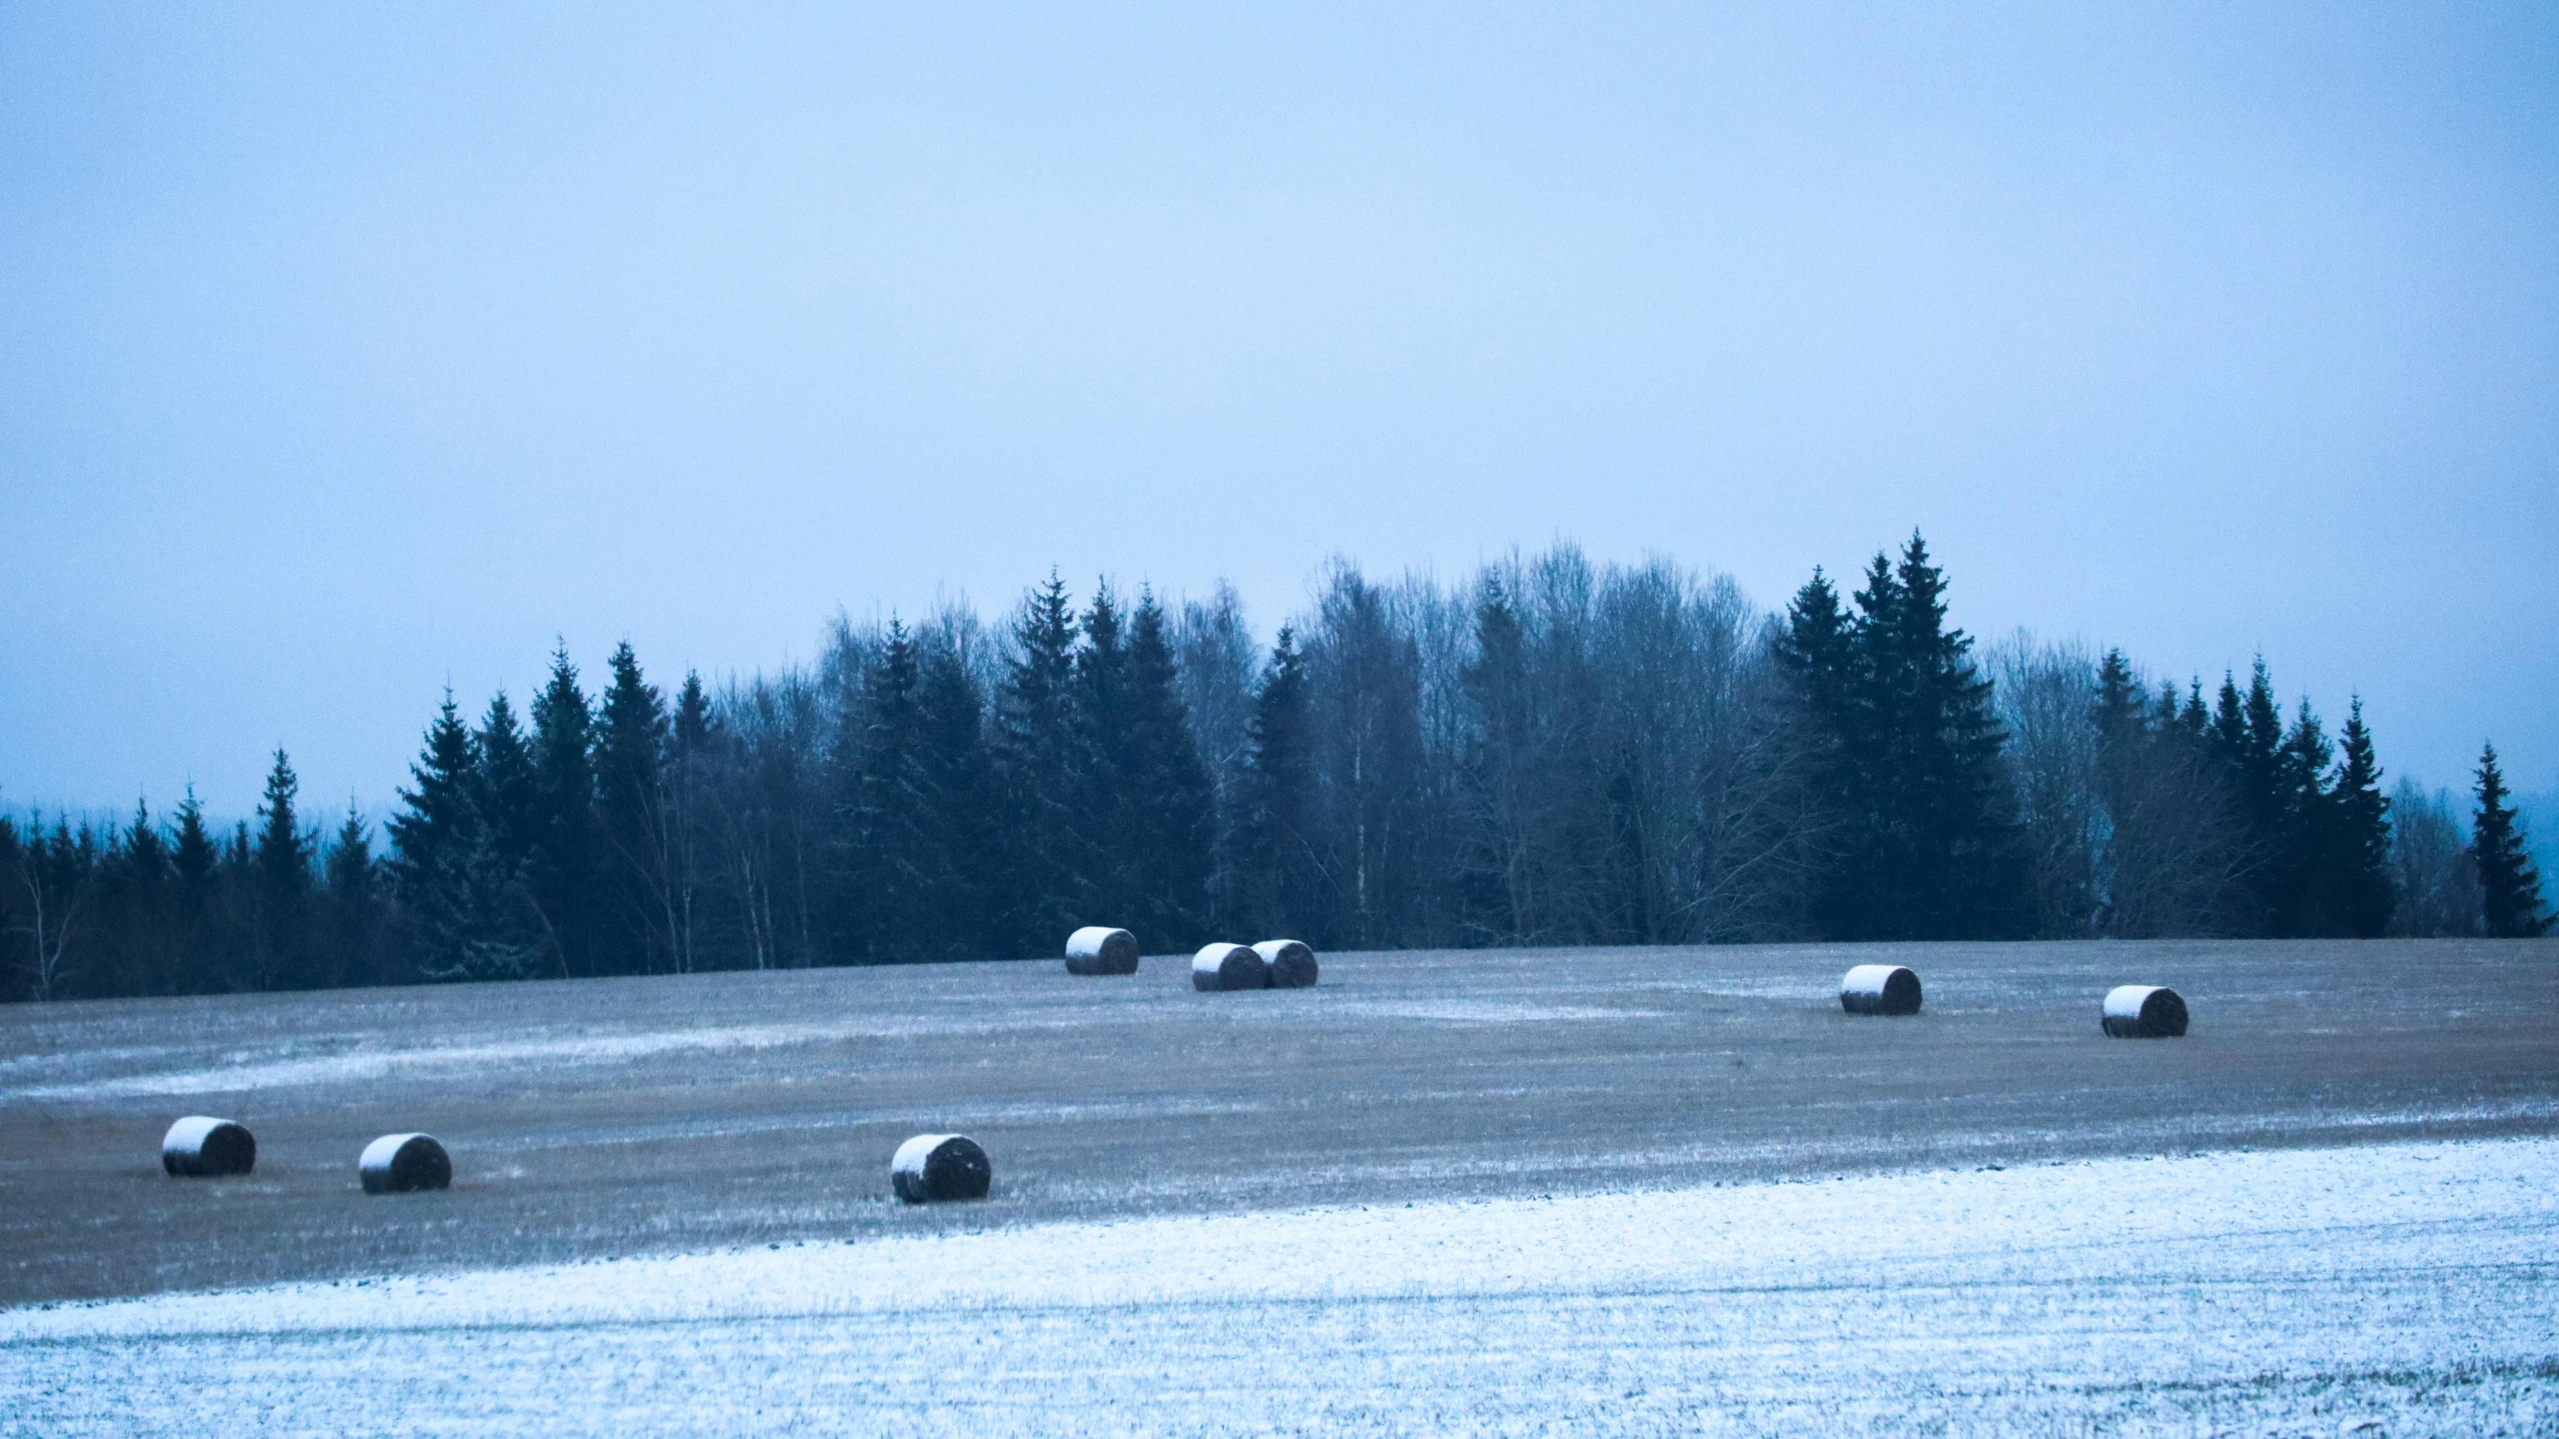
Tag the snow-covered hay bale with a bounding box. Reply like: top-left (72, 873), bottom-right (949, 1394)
top-left (2102, 984), bottom-right (2189, 1038)
top-left (1063, 926), bottom-right (1140, 976)
top-left (359, 1133), bottom-right (452, 1195)
top-left (1839, 964), bottom-right (1923, 1016)
top-left (1192, 942), bottom-right (1268, 992)
top-left (161, 1116), bottom-right (256, 1178)
top-left (891, 1133), bottom-right (991, 1203)
top-left (1254, 938), bottom-right (1319, 989)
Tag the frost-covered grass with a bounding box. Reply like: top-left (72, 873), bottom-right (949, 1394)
top-left (6, 1138), bottom-right (2553, 1436)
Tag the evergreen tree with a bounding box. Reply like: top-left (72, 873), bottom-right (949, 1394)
top-left (2273, 699), bottom-right (2336, 935)
top-left (1779, 536), bottom-right (2020, 939)
top-left (474, 691), bottom-right (538, 881)
top-left (2473, 742), bottom-right (2552, 938)
top-left (2327, 699), bottom-right (2394, 938)
top-left (253, 749), bottom-right (311, 987)
top-left (989, 572), bottom-right (1088, 951)
top-left (389, 693), bottom-right (490, 979)
top-left (1240, 626), bottom-right (1318, 934)
top-left (1774, 568), bottom-right (1865, 936)
top-left (529, 645), bottom-right (597, 976)
top-left (850, 620), bottom-right (930, 961)
top-left (1117, 590), bottom-right (1215, 947)
top-left (320, 804), bottom-right (385, 987)
top-left (674, 671), bottom-right (717, 756)
top-left (913, 632), bottom-right (997, 958)
top-left (172, 786), bottom-right (218, 893)
top-left (595, 641), bottom-right (672, 974)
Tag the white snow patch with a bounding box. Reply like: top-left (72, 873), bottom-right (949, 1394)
top-left (5, 1138), bottom-right (2553, 1434)
top-left (3, 1015), bottom-right (1090, 1101)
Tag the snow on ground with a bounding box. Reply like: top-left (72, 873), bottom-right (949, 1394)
top-left (6, 1137), bottom-right (2553, 1436)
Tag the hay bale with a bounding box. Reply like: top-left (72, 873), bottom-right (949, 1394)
top-left (1063, 925), bottom-right (1140, 975)
top-left (1839, 963), bottom-right (1923, 1016)
top-left (2102, 984), bottom-right (2189, 1038)
top-left (1254, 938), bottom-right (1319, 989)
top-left (359, 1133), bottom-right (452, 1194)
top-left (892, 1133), bottom-right (991, 1203)
top-left (161, 1116), bottom-right (256, 1177)
top-left (1192, 942), bottom-right (1268, 992)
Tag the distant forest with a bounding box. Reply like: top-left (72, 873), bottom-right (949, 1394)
top-left (4, 535), bottom-right (2549, 1002)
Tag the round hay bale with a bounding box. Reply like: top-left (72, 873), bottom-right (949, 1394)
top-left (1839, 963), bottom-right (1922, 1016)
top-left (1063, 925), bottom-right (1140, 976)
top-left (2102, 984), bottom-right (2189, 1038)
top-left (891, 1133), bottom-right (991, 1203)
top-left (1254, 938), bottom-right (1319, 989)
top-left (359, 1133), bottom-right (452, 1195)
top-left (161, 1116), bottom-right (255, 1178)
top-left (1192, 942), bottom-right (1268, 992)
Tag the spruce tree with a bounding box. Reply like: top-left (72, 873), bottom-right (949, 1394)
top-left (529, 645), bottom-right (597, 977)
top-left (389, 693), bottom-right (486, 979)
top-left (1241, 626), bottom-right (1318, 934)
top-left (595, 641), bottom-right (671, 974)
top-left (2274, 699), bottom-right (2335, 935)
top-left (1119, 590), bottom-right (1215, 948)
top-left (1874, 534), bottom-right (2022, 939)
top-left (989, 572), bottom-right (1088, 951)
top-left (673, 671), bottom-right (716, 756)
top-left (324, 804), bottom-right (382, 987)
top-left (172, 785), bottom-right (218, 894)
top-left (1774, 568), bottom-right (1866, 937)
top-left (2327, 699), bottom-right (2394, 938)
top-left (2473, 742), bottom-right (2552, 938)
top-left (914, 632), bottom-right (996, 959)
top-left (253, 749), bottom-right (311, 988)
top-left (851, 620), bottom-right (929, 961)
top-left (474, 691), bottom-right (538, 881)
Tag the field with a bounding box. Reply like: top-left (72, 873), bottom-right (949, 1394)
top-left (4, 938), bottom-right (2556, 1434)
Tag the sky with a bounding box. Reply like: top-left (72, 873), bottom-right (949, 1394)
top-left (2, 2), bottom-right (2553, 823)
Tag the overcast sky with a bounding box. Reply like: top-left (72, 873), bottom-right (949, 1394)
top-left (3, 3), bottom-right (2553, 823)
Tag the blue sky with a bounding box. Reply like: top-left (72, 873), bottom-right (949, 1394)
top-left (3, 3), bottom-right (2553, 820)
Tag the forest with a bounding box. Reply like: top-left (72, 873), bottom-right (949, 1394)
top-left (3, 535), bottom-right (2548, 1002)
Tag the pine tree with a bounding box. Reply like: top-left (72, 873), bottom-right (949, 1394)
top-left (529, 645), bottom-right (597, 977)
top-left (2473, 742), bottom-right (2552, 938)
top-left (595, 641), bottom-right (672, 974)
top-left (2327, 699), bottom-right (2394, 938)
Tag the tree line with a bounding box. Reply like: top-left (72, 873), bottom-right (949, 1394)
top-left (5, 535), bottom-right (2549, 1001)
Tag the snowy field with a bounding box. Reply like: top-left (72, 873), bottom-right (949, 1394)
top-left (5, 1138), bottom-right (2553, 1435)
top-left (4, 939), bottom-right (2556, 1431)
